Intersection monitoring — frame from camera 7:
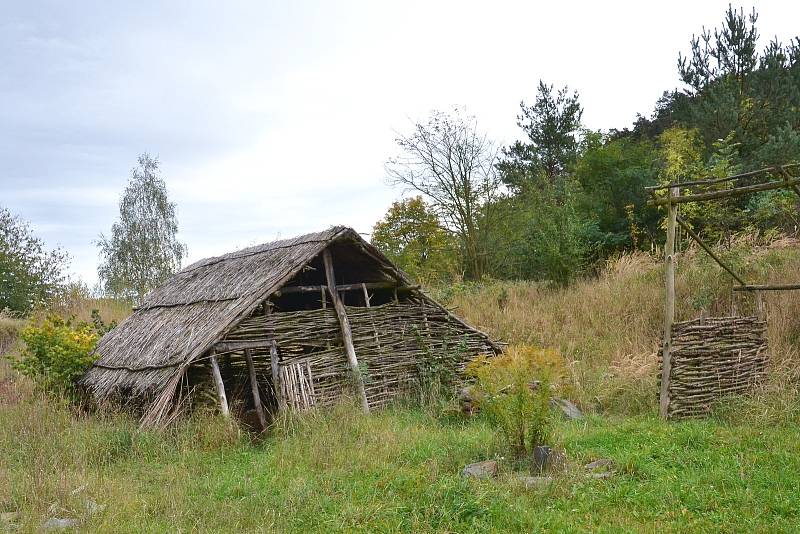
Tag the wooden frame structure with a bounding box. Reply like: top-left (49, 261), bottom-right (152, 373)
top-left (646, 163), bottom-right (800, 418)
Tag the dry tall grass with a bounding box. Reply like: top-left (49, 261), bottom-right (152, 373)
top-left (449, 243), bottom-right (800, 416)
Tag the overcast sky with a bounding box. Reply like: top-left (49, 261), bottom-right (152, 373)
top-left (2, 1), bottom-right (799, 284)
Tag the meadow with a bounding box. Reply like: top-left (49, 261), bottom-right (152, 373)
top-left (3, 239), bottom-right (800, 532)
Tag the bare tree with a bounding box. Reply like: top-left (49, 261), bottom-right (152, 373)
top-left (386, 108), bottom-right (501, 279)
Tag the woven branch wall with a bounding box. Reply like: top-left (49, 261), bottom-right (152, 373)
top-left (663, 316), bottom-right (768, 419)
top-left (210, 298), bottom-right (497, 410)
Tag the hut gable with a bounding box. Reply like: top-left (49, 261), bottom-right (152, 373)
top-left (81, 226), bottom-right (497, 426)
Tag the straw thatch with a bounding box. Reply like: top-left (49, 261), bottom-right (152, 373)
top-left (81, 226), bottom-right (498, 425)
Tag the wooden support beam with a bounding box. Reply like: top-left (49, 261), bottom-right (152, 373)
top-left (660, 187), bottom-right (678, 419)
top-left (209, 352), bottom-right (229, 418)
top-left (361, 282), bottom-right (371, 308)
top-left (648, 175), bottom-right (800, 206)
top-left (215, 340), bottom-right (272, 352)
top-left (323, 248), bottom-right (370, 413)
top-left (270, 340), bottom-right (285, 412)
top-left (676, 216), bottom-right (747, 286)
top-left (275, 281), bottom-right (419, 296)
top-left (645, 163), bottom-right (800, 191)
top-left (732, 284), bottom-right (800, 291)
top-left (244, 348), bottom-right (267, 429)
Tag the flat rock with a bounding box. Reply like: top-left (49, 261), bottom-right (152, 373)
top-left (461, 460), bottom-right (498, 479)
top-left (516, 475), bottom-right (553, 489)
top-left (588, 471), bottom-right (613, 480)
top-left (550, 398), bottom-right (583, 420)
top-left (43, 517), bottom-right (78, 530)
top-left (584, 458), bottom-right (614, 471)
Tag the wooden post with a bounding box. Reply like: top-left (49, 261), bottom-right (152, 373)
top-left (323, 248), bottom-right (370, 413)
top-left (244, 348), bottom-right (267, 429)
top-left (361, 282), bottom-right (371, 308)
top-left (755, 290), bottom-right (766, 320)
top-left (209, 351), bottom-right (229, 418)
top-left (659, 186), bottom-right (678, 419)
top-left (270, 340), bottom-right (285, 411)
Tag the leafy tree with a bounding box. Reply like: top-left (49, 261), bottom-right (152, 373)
top-left (97, 154), bottom-right (187, 304)
top-left (486, 181), bottom-right (595, 285)
top-left (498, 81), bottom-right (583, 189)
top-left (0, 207), bottom-right (68, 313)
top-left (371, 197), bottom-right (458, 283)
top-left (573, 132), bottom-right (661, 254)
top-left (386, 108), bottom-right (501, 280)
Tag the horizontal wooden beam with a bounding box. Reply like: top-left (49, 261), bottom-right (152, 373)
top-left (214, 340), bottom-right (271, 352)
top-left (275, 282), bottom-right (420, 296)
top-left (732, 284), bottom-right (800, 292)
top-left (648, 174), bottom-right (800, 206)
top-left (644, 163), bottom-right (800, 191)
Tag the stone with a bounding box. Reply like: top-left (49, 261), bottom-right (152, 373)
top-left (584, 458), bottom-right (614, 471)
top-left (461, 460), bottom-right (498, 479)
top-left (43, 517), bottom-right (78, 530)
top-left (85, 500), bottom-right (105, 516)
top-left (1, 511), bottom-right (19, 525)
top-left (589, 471), bottom-right (612, 480)
top-left (516, 475), bottom-right (553, 489)
top-left (550, 398), bottom-right (583, 420)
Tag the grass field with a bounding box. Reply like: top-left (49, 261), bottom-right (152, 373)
top-left (3, 241), bottom-right (800, 532)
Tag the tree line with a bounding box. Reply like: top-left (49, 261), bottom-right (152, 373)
top-left (372, 6), bottom-right (800, 285)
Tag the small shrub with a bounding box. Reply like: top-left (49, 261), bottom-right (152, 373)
top-left (466, 344), bottom-right (565, 458)
top-left (10, 315), bottom-right (98, 399)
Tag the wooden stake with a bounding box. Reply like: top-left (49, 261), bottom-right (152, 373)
top-left (755, 290), bottom-right (766, 320)
top-left (323, 248), bottom-right (370, 413)
top-left (270, 339), bottom-right (284, 412)
top-left (244, 348), bottom-right (267, 429)
top-left (361, 282), bottom-right (371, 308)
top-left (209, 351), bottom-right (229, 418)
top-left (660, 186), bottom-right (678, 419)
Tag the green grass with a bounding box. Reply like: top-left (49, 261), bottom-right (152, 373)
top-left (2, 397), bottom-right (800, 533)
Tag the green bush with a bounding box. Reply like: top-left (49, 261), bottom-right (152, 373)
top-left (10, 315), bottom-right (98, 399)
top-left (466, 345), bottom-right (565, 457)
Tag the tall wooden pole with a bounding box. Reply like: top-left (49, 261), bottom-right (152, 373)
top-left (323, 248), bottom-right (370, 413)
top-left (209, 351), bottom-right (230, 418)
top-left (659, 186), bottom-right (679, 419)
top-left (244, 348), bottom-right (267, 429)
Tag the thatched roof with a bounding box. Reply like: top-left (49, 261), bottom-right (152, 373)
top-left (81, 228), bottom-right (412, 400)
top-left (80, 226), bottom-right (494, 423)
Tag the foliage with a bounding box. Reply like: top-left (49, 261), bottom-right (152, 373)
top-left (371, 196), bottom-right (458, 283)
top-left (0, 207), bottom-right (69, 313)
top-left (573, 132), bottom-right (661, 253)
top-left (676, 5), bottom-right (800, 159)
top-left (386, 108), bottom-right (501, 279)
top-left (486, 181), bottom-right (595, 285)
top-left (10, 315), bottom-right (98, 399)
top-left (497, 80), bottom-right (583, 189)
top-left (466, 345), bottom-right (565, 456)
top-left (97, 153), bottom-right (187, 304)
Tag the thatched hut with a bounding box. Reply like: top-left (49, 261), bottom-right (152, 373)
top-left (81, 226), bottom-right (498, 427)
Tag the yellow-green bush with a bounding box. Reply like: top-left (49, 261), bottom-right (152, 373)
top-left (466, 345), bottom-right (566, 457)
top-left (10, 315), bottom-right (98, 399)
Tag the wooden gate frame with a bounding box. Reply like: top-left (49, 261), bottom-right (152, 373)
top-left (646, 163), bottom-right (800, 418)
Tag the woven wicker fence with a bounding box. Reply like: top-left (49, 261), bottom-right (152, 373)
top-left (662, 316), bottom-right (768, 419)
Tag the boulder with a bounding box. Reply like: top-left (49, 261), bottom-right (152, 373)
top-left (461, 460), bottom-right (498, 479)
